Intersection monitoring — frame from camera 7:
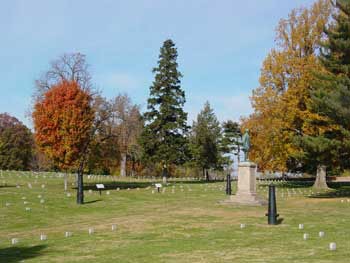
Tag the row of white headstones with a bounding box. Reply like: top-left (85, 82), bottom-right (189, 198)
top-left (10, 224), bottom-right (117, 245)
top-left (8, 223), bottom-right (337, 251)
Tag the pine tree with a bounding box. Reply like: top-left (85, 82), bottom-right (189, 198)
top-left (302, 0), bottom-right (350, 179)
top-left (140, 39), bottom-right (189, 182)
top-left (190, 102), bottom-right (222, 181)
top-left (221, 120), bottom-right (242, 163)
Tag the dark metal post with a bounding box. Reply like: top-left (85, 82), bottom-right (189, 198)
top-left (226, 174), bottom-right (231, 195)
top-left (266, 184), bottom-right (279, 225)
top-left (77, 172), bottom-right (84, 204)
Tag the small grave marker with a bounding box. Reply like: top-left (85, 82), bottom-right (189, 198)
top-left (329, 242), bottom-right (336, 251)
top-left (88, 228), bottom-right (94, 235)
top-left (240, 224), bottom-right (246, 229)
top-left (11, 238), bottom-right (19, 245)
top-left (303, 233), bottom-right (309, 240)
top-left (112, 224), bottom-right (117, 231)
top-left (40, 234), bottom-right (47, 241)
top-left (298, 224), bottom-right (304, 230)
top-left (319, 231), bottom-right (325, 238)
top-left (65, 231), bottom-right (72, 238)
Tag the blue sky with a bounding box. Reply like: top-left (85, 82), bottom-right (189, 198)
top-left (1, 0), bottom-right (316, 128)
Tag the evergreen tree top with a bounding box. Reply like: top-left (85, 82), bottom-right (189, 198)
top-left (140, 39), bottom-right (189, 166)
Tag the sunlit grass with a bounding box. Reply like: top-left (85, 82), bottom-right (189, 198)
top-left (1, 171), bottom-right (350, 262)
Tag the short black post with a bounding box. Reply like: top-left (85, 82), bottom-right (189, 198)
top-left (99, 189), bottom-right (102, 196)
top-left (157, 187), bottom-right (160, 193)
top-left (226, 174), bottom-right (231, 195)
top-left (266, 184), bottom-right (279, 225)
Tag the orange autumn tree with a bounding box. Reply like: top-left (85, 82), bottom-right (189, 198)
top-left (242, 0), bottom-right (332, 172)
top-left (33, 80), bottom-right (94, 204)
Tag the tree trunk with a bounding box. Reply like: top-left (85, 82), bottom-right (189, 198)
top-left (237, 147), bottom-right (241, 163)
top-left (64, 172), bottom-right (68, 191)
top-left (202, 168), bottom-right (205, 180)
top-left (162, 166), bottom-right (168, 184)
top-left (77, 169), bottom-right (84, 204)
top-left (120, 152), bottom-right (127, 177)
top-left (206, 170), bottom-right (210, 182)
top-left (313, 165), bottom-right (329, 189)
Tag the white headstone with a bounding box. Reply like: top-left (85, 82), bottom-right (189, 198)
top-left (329, 242), bottom-right (336, 251)
top-left (319, 231), bottom-right (325, 238)
top-left (40, 234), bottom-right (47, 241)
top-left (299, 224), bottom-right (304, 230)
top-left (65, 231), bottom-right (72, 238)
top-left (303, 233), bottom-right (309, 240)
top-left (11, 238), bottom-right (19, 245)
top-left (88, 228), bottom-right (94, 235)
top-left (112, 224), bottom-right (117, 231)
top-left (240, 224), bottom-right (246, 229)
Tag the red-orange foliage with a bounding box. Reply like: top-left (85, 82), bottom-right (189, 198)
top-left (32, 80), bottom-right (94, 170)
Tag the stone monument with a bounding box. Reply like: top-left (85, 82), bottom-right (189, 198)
top-left (223, 129), bottom-right (267, 206)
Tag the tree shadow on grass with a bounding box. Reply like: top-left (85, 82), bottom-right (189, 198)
top-left (82, 181), bottom-right (154, 191)
top-left (0, 185), bottom-right (16, 189)
top-left (309, 182), bottom-right (350, 198)
top-left (259, 181), bottom-right (314, 189)
top-left (0, 245), bottom-right (47, 263)
top-left (173, 179), bottom-right (224, 184)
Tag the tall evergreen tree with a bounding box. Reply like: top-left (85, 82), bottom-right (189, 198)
top-left (190, 102), bottom-right (222, 180)
top-left (140, 39), bottom-right (189, 182)
top-left (302, 0), bottom-right (350, 181)
top-left (221, 120), bottom-right (242, 163)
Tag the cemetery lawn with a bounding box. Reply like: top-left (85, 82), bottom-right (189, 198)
top-left (1, 172), bottom-right (350, 263)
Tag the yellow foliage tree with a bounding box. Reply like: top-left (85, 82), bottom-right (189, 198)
top-left (242, 0), bottom-right (332, 172)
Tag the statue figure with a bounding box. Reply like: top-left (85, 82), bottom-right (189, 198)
top-left (242, 129), bottom-right (250, 162)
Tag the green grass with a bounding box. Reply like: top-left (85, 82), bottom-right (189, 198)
top-left (1, 171), bottom-right (350, 262)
